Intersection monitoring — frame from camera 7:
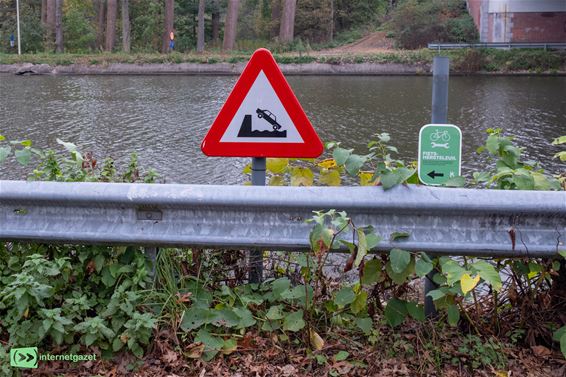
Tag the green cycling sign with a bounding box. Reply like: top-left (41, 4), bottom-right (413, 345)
top-left (418, 124), bottom-right (462, 186)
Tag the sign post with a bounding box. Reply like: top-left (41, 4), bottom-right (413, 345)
top-left (418, 124), bottom-right (462, 186)
top-left (201, 48), bottom-right (323, 283)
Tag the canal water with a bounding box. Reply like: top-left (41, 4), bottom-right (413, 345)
top-left (1, 74), bottom-right (564, 183)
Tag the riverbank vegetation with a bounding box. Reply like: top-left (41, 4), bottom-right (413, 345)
top-left (1, 48), bottom-right (564, 74)
top-left (0, 0), bottom-right (478, 55)
top-left (1, 0), bottom-right (563, 74)
top-left (1, 132), bottom-right (565, 376)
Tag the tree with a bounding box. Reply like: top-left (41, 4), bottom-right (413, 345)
top-left (41, 0), bottom-right (48, 26)
top-left (223, 0), bottom-right (239, 50)
top-left (162, 0), bottom-right (174, 53)
top-left (270, 0), bottom-right (280, 39)
top-left (122, 0), bottom-right (131, 52)
top-left (45, 0), bottom-right (55, 50)
top-left (105, 0), bottom-right (117, 51)
top-left (279, 0), bottom-right (296, 43)
top-left (95, 0), bottom-right (105, 50)
top-left (211, 0), bottom-right (220, 46)
top-left (55, 0), bottom-right (63, 53)
top-left (197, 0), bottom-right (205, 52)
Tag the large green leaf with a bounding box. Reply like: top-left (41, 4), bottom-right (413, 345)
top-left (350, 291), bottom-right (367, 314)
top-left (361, 258), bottom-right (382, 285)
top-left (355, 317), bottom-right (373, 335)
top-left (486, 135), bottom-right (499, 154)
top-left (354, 229), bottom-right (367, 267)
top-left (333, 147), bottom-right (353, 165)
top-left (15, 148), bottom-right (32, 165)
top-left (386, 257), bottom-right (415, 285)
top-left (447, 304), bottom-right (460, 327)
top-left (334, 287), bottom-right (355, 307)
top-left (0, 146), bottom-right (11, 163)
top-left (181, 307), bottom-right (216, 331)
top-left (471, 260), bottom-right (502, 291)
top-left (283, 310), bottom-right (305, 332)
top-left (266, 305), bottom-right (284, 320)
top-left (390, 248), bottom-right (411, 274)
top-left (344, 154), bottom-right (366, 176)
top-left (415, 254), bottom-right (433, 277)
top-left (381, 168), bottom-right (415, 190)
top-left (512, 174), bottom-right (535, 190)
top-left (406, 301), bottom-right (425, 322)
top-left (439, 258), bottom-right (467, 286)
top-left (384, 298), bottom-right (407, 327)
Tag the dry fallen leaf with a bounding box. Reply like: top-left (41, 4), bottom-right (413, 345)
top-left (162, 349), bottom-right (178, 364)
top-left (531, 345), bottom-right (552, 357)
top-left (185, 343), bottom-right (205, 359)
top-left (310, 329), bottom-right (325, 351)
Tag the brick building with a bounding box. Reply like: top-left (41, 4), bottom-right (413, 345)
top-left (467, 0), bottom-right (566, 43)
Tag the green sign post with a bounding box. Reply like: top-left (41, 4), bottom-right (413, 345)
top-left (418, 124), bottom-right (462, 186)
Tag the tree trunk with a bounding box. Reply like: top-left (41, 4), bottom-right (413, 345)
top-left (96, 0), bottom-right (106, 51)
top-left (55, 0), bottom-right (63, 53)
top-left (197, 0), bottom-right (205, 52)
top-left (162, 0), bottom-right (174, 53)
top-left (279, 0), bottom-right (296, 44)
top-left (45, 0), bottom-right (56, 51)
top-left (105, 0), bottom-right (117, 51)
top-left (41, 0), bottom-right (48, 26)
top-left (212, 10), bottom-right (220, 45)
top-left (223, 0), bottom-right (239, 51)
top-left (327, 0), bottom-right (334, 42)
top-left (270, 0), bottom-right (280, 39)
top-left (122, 0), bottom-right (131, 52)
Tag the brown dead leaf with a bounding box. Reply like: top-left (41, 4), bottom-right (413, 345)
top-left (332, 360), bottom-right (353, 375)
top-left (175, 292), bottom-right (192, 304)
top-left (277, 364), bottom-right (296, 377)
top-left (185, 342), bottom-right (205, 359)
top-left (161, 349), bottom-right (178, 364)
top-left (531, 345), bottom-right (552, 357)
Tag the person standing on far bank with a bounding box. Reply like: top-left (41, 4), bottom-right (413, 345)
top-left (169, 31), bottom-right (175, 52)
top-left (10, 33), bottom-right (15, 49)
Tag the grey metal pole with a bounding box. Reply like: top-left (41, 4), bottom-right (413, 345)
top-left (431, 56), bottom-right (449, 124)
top-left (249, 157), bottom-right (266, 283)
top-left (16, 0), bottom-right (21, 55)
top-left (425, 56), bottom-right (450, 317)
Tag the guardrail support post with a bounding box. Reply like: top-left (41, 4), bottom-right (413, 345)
top-left (145, 247), bottom-right (158, 278)
top-left (249, 157), bottom-right (266, 283)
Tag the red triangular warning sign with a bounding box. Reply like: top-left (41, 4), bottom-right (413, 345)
top-left (201, 48), bottom-right (323, 158)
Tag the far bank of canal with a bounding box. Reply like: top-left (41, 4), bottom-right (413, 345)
top-left (1, 74), bottom-right (564, 183)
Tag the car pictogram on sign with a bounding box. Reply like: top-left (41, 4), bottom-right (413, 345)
top-left (256, 108), bottom-right (282, 130)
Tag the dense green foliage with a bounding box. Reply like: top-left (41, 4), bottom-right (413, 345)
top-left (0, 130), bottom-right (565, 374)
top-left (0, 0), bottom-right (393, 54)
top-left (388, 0), bottom-right (478, 49)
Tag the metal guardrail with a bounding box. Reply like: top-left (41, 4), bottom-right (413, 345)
top-left (428, 42), bottom-right (566, 51)
top-left (1, 180), bottom-right (565, 257)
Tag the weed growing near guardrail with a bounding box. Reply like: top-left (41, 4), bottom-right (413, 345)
top-left (1, 131), bottom-right (565, 375)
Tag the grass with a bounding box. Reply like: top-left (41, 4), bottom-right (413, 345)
top-left (0, 48), bottom-right (564, 73)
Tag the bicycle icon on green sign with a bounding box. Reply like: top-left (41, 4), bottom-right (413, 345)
top-left (430, 129), bottom-right (451, 142)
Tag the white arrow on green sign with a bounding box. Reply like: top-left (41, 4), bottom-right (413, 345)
top-left (418, 124), bottom-right (462, 186)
